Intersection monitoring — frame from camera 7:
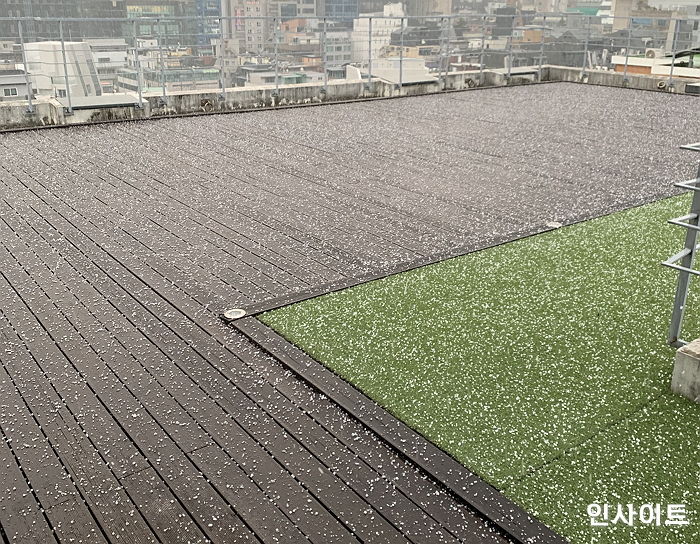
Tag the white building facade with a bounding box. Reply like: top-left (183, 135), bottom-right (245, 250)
top-left (351, 3), bottom-right (405, 63)
top-left (24, 41), bottom-right (102, 98)
top-left (325, 30), bottom-right (353, 65)
top-left (85, 39), bottom-right (129, 93)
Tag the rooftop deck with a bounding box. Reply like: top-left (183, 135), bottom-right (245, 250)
top-left (0, 83), bottom-right (698, 544)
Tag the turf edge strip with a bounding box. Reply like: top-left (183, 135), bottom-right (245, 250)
top-left (229, 316), bottom-right (570, 544)
top-left (241, 224), bottom-right (561, 317)
top-left (239, 185), bottom-right (693, 318)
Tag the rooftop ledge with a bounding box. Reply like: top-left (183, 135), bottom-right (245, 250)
top-left (0, 65), bottom-right (697, 132)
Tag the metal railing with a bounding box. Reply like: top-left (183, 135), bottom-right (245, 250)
top-left (0, 12), bottom-right (698, 113)
top-left (664, 143), bottom-right (700, 348)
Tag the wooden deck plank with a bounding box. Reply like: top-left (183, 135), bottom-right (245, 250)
top-left (0, 161), bottom-right (377, 544)
top-left (51, 126), bottom-right (379, 280)
top-left (0, 271), bottom-right (144, 483)
top-left (189, 446), bottom-right (311, 544)
top-left (0, 197), bottom-right (262, 544)
top-left (0, 315), bottom-right (108, 544)
top-left (14, 207), bottom-right (438, 542)
top-left (120, 468), bottom-right (209, 544)
top-left (124, 123), bottom-right (428, 261)
top-left (6, 140), bottom-right (528, 542)
top-left (0, 264), bottom-right (158, 544)
top-left (2, 166), bottom-right (415, 544)
top-left (0, 395), bottom-right (57, 544)
top-left (3, 181), bottom-right (468, 543)
top-left (152, 448), bottom-right (260, 544)
top-left (0, 215), bottom-right (210, 456)
top-left (110, 122), bottom-right (364, 278)
top-left (44, 498), bottom-right (108, 544)
top-left (67, 139), bottom-right (328, 290)
top-left (0, 354), bottom-right (79, 511)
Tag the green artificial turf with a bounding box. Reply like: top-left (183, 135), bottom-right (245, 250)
top-left (260, 194), bottom-right (700, 544)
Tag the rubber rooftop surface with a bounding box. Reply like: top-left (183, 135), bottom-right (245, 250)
top-left (0, 82), bottom-right (698, 544)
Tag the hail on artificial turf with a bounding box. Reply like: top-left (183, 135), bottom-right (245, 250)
top-left (262, 194), bottom-right (700, 544)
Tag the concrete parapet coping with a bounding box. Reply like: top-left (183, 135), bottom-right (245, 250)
top-left (0, 66), bottom-right (695, 132)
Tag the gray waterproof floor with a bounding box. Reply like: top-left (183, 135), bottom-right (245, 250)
top-left (0, 83), bottom-right (698, 544)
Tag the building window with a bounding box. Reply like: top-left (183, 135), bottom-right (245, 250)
top-left (3, 88), bottom-right (18, 97)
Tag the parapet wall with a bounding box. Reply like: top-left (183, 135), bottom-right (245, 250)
top-left (547, 65), bottom-right (694, 93)
top-left (0, 67), bottom-right (693, 132)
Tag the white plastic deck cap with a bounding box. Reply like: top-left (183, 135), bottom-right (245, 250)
top-left (223, 308), bottom-right (247, 321)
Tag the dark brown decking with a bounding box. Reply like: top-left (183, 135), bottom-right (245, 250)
top-left (0, 83), bottom-right (698, 544)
